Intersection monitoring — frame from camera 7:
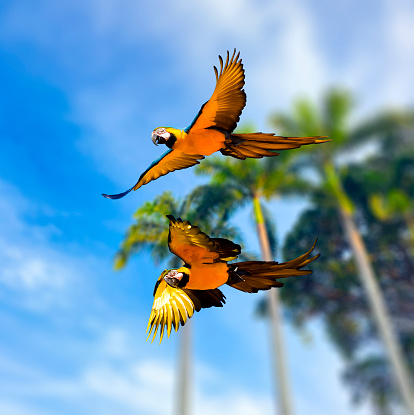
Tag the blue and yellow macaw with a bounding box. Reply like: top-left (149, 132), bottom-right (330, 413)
top-left (103, 50), bottom-right (329, 199)
top-left (146, 215), bottom-right (319, 343)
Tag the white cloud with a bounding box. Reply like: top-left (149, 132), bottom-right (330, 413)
top-left (0, 244), bottom-right (68, 290)
top-left (80, 361), bottom-right (174, 414)
top-left (68, 0), bottom-right (329, 184)
top-left (0, 0), bottom-right (330, 183)
top-left (194, 390), bottom-right (272, 415)
top-left (0, 323), bottom-right (373, 415)
top-left (0, 179), bottom-right (91, 310)
top-left (0, 401), bottom-right (46, 415)
top-left (0, 324), bottom-right (272, 415)
top-left (7, 0), bottom-right (414, 185)
top-left (152, 0), bottom-right (329, 124)
top-left (382, 0), bottom-right (414, 107)
top-left (100, 328), bottom-right (130, 357)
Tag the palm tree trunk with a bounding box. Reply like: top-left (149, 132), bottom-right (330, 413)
top-left (339, 205), bottom-right (414, 415)
top-left (405, 215), bottom-right (414, 253)
top-left (325, 162), bottom-right (414, 413)
top-left (176, 323), bottom-right (191, 415)
top-left (253, 195), bottom-right (294, 415)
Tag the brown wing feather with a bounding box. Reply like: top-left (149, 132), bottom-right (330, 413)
top-left (167, 215), bottom-right (240, 266)
top-left (183, 288), bottom-right (226, 311)
top-left (228, 240), bottom-right (319, 293)
top-left (221, 133), bottom-right (330, 160)
top-left (187, 49), bottom-right (246, 134)
top-left (210, 238), bottom-right (241, 261)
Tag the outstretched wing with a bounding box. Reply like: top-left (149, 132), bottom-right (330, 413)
top-left (185, 49), bottom-right (246, 134)
top-left (102, 149), bottom-right (204, 199)
top-left (147, 277), bottom-right (226, 344)
top-left (147, 279), bottom-right (195, 344)
top-left (167, 215), bottom-right (241, 266)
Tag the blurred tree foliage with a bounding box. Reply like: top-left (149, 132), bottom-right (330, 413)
top-left (194, 122), bottom-right (317, 257)
top-left (269, 90), bottom-right (414, 414)
top-left (114, 91), bottom-right (414, 414)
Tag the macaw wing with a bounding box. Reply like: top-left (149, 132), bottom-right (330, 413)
top-left (102, 149), bottom-right (204, 199)
top-left (147, 279), bottom-right (196, 344)
top-left (210, 238), bottom-right (241, 261)
top-left (185, 49), bottom-right (246, 134)
top-left (167, 215), bottom-right (241, 266)
top-left (183, 287), bottom-right (226, 310)
top-left (147, 278), bottom-right (226, 344)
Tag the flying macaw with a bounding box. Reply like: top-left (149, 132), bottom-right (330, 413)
top-left (146, 215), bottom-right (319, 343)
top-left (103, 49), bottom-right (329, 199)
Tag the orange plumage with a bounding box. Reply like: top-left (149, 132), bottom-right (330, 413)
top-left (146, 215), bottom-right (320, 343)
top-left (103, 49), bottom-right (329, 199)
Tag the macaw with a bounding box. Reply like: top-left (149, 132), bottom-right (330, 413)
top-left (103, 49), bottom-right (329, 199)
top-left (146, 215), bottom-right (319, 343)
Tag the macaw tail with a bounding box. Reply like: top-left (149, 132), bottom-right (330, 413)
top-left (220, 132), bottom-right (330, 160)
top-left (227, 240), bottom-right (319, 293)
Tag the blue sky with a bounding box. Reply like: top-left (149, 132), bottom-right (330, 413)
top-left (1, 0), bottom-right (414, 414)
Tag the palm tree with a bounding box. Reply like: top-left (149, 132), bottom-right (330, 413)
top-left (114, 190), bottom-right (244, 415)
top-left (368, 149), bottom-right (414, 253)
top-left (271, 89), bottom-right (414, 414)
top-left (280, 161), bottom-right (414, 412)
top-left (194, 151), bottom-right (311, 415)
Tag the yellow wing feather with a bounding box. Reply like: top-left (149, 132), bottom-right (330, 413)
top-left (146, 279), bottom-right (195, 344)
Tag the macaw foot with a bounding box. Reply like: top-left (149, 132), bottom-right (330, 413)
top-left (163, 269), bottom-right (184, 288)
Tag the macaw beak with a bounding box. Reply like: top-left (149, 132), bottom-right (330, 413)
top-left (152, 129), bottom-right (170, 146)
top-left (164, 269), bottom-right (183, 288)
top-left (151, 132), bottom-right (160, 146)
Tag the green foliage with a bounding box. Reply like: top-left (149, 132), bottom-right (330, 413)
top-left (281, 158), bottom-right (414, 409)
top-left (349, 110), bottom-right (414, 154)
top-left (370, 190), bottom-right (411, 221)
top-left (342, 356), bottom-right (395, 415)
top-left (261, 203), bottom-right (278, 257)
top-left (114, 88), bottom-right (414, 413)
top-left (194, 150), bottom-right (315, 260)
top-left (269, 90), bottom-right (414, 412)
top-left (323, 89), bottom-right (353, 145)
top-left (114, 192), bottom-right (180, 269)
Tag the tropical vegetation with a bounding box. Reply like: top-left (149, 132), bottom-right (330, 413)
top-left (114, 90), bottom-right (414, 415)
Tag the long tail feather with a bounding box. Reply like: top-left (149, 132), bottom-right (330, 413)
top-left (221, 133), bottom-right (330, 160)
top-left (227, 240), bottom-right (319, 293)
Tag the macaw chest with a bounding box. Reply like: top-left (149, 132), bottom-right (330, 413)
top-left (176, 129), bottom-right (225, 156)
top-left (185, 262), bottom-right (229, 290)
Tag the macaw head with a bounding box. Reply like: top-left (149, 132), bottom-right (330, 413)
top-left (162, 268), bottom-right (185, 288)
top-left (151, 127), bottom-right (183, 147)
top-left (151, 127), bottom-right (171, 145)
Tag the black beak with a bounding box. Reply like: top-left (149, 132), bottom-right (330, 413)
top-left (151, 132), bottom-right (159, 146)
top-left (164, 276), bottom-right (180, 288)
